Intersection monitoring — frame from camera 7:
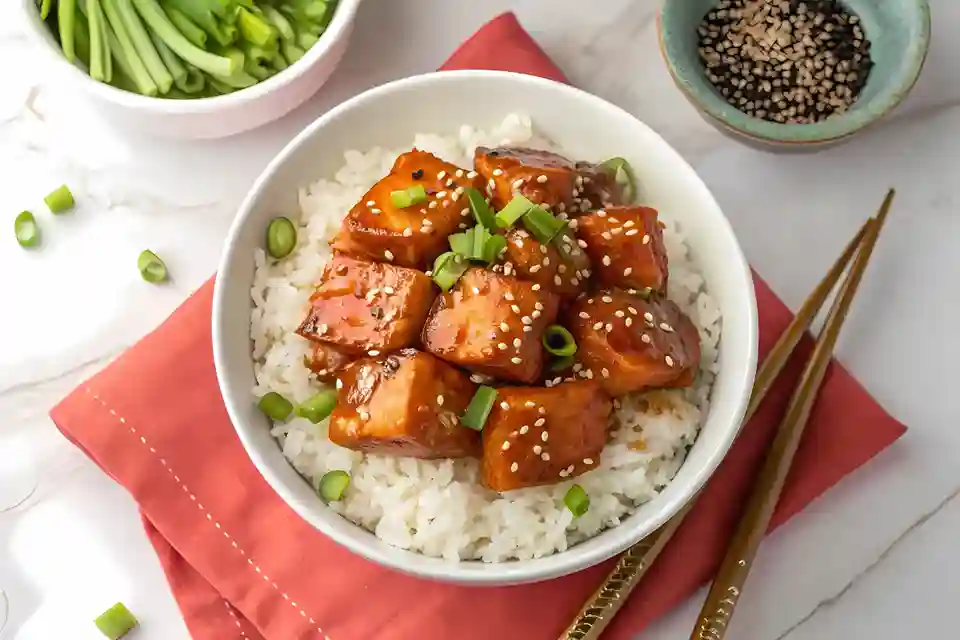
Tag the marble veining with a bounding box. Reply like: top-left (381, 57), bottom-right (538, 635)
top-left (2, 0), bottom-right (960, 638)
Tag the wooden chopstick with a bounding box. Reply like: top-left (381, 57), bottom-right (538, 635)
top-left (689, 188), bottom-right (895, 640)
top-left (557, 198), bottom-right (885, 640)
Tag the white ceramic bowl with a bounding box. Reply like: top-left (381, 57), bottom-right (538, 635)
top-left (20, 0), bottom-right (361, 139)
top-left (213, 70), bottom-right (759, 586)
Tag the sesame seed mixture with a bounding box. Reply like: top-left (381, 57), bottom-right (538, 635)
top-left (697, 0), bottom-right (873, 124)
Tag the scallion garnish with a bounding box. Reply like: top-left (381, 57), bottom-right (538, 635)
top-left (137, 249), bottom-right (168, 283)
top-left (14, 211), bottom-right (40, 248)
top-left (548, 355), bottom-right (576, 372)
top-left (432, 251), bottom-right (469, 291)
top-left (564, 484), bottom-right (590, 517)
top-left (522, 205), bottom-right (568, 244)
top-left (461, 385), bottom-right (497, 431)
top-left (495, 194), bottom-right (534, 228)
top-left (94, 602), bottom-right (138, 639)
top-left (316, 469), bottom-right (350, 502)
top-left (466, 187), bottom-right (496, 229)
top-left (483, 234), bottom-right (507, 264)
top-left (295, 389), bottom-right (338, 424)
top-left (472, 224), bottom-right (491, 260)
top-left (44, 184), bottom-right (75, 214)
top-left (266, 216), bottom-right (297, 259)
top-left (542, 325), bottom-right (578, 357)
top-left (390, 184), bottom-right (428, 208)
top-left (600, 157), bottom-right (638, 203)
top-left (448, 229), bottom-right (473, 257)
top-left (258, 391), bottom-right (294, 422)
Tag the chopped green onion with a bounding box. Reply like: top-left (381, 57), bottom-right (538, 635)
top-left (59, 0), bottom-right (77, 62)
top-left (495, 194), bottom-right (535, 228)
top-left (258, 391), bottom-right (294, 422)
top-left (600, 157), bottom-right (638, 203)
top-left (237, 7), bottom-right (278, 48)
top-left (461, 385), bottom-right (497, 431)
top-left (44, 185), bottom-right (75, 214)
top-left (390, 184), bottom-right (428, 209)
top-left (14, 211), bottom-right (40, 248)
top-left (316, 470), bottom-right (350, 502)
top-left (432, 251), bottom-right (469, 292)
top-left (483, 234), bottom-right (507, 264)
top-left (564, 484), bottom-right (590, 517)
top-left (295, 389), bottom-right (338, 424)
top-left (164, 7), bottom-right (207, 49)
top-left (522, 205), bottom-right (568, 244)
top-left (266, 217), bottom-right (297, 259)
top-left (94, 602), bottom-right (138, 639)
top-left (472, 224), bottom-right (491, 260)
top-left (448, 228), bottom-right (473, 257)
top-left (466, 187), bottom-right (496, 229)
top-left (542, 325), bottom-right (577, 357)
top-left (548, 355), bottom-right (576, 372)
top-left (41, 0), bottom-right (54, 20)
top-left (137, 250), bottom-right (168, 283)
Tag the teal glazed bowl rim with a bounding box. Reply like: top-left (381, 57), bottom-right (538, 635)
top-left (658, 0), bottom-right (932, 145)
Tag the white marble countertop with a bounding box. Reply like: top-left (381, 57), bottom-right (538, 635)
top-left (2, 0), bottom-right (959, 638)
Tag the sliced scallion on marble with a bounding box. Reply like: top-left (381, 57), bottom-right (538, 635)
top-left (137, 249), bottom-right (168, 283)
top-left (15, 211), bottom-right (41, 248)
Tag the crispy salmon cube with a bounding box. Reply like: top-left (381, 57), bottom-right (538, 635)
top-left (481, 381), bottom-right (612, 491)
top-left (500, 228), bottom-right (589, 297)
top-left (331, 150), bottom-right (484, 269)
top-left (328, 349), bottom-right (480, 458)
top-left (474, 146), bottom-right (580, 213)
top-left (565, 289), bottom-right (701, 396)
top-left (577, 206), bottom-right (668, 294)
top-left (296, 253), bottom-right (436, 355)
top-left (421, 268), bottom-right (559, 383)
top-left (305, 343), bottom-right (355, 384)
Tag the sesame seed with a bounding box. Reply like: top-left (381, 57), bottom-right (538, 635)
top-left (554, 275), bottom-right (562, 286)
top-left (504, 292), bottom-right (515, 301)
top-left (500, 401), bottom-right (510, 410)
top-left (666, 355), bottom-right (675, 367)
top-left (579, 311), bottom-right (590, 319)
top-left (530, 265), bottom-right (542, 273)
top-left (512, 178), bottom-right (525, 189)
top-left (534, 302), bottom-right (544, 310)
top-left (532, 284), bottom-right (541, 291)
top-left (318, 323), bottom-right (329, 334)
top-left (602, 255), bottom-right (612, 266)
top-left (541, 431), bottom-right (549, 442)
top-left (641, 334), bottom-right (652, 344)
top-left (520, 425), bottom-right (529, 434)
top-left (628, 306), bottom-right (638, 315)
top-left (642, 234), bottom-right (651, 245)
top-left (523, 326), bottom-right (533, 333)
top-left (502, 441), bottom-right (511, 451)
top-left (371, 208), bottom-right (382, 215)
top-left (602, 295), bottom-right (613, 303)
top-left (660, 323), bottom-right (674, 332)
top-left (383, 250), bottom-right (394, 261)
top-left (423, 218), bottom-right (433, 227)
top-left (626, 317), bottom-right (633, 327)
top-left (531, 310), bottom-right (541, 319)
top-left (511, 304), bottom-right (521, 314)
top-left (500, 322), bottom-right (510, 332)
top-left (559, 470), bottom-right (568, 478)
top-left (583, 458), bottom-right (594, 465)
top-left (624, 220), bottom-right (635, 228)
top-left (437, 171), bottom-right (446, 180)
top-left (429, 201), bottom-right (438, 209)
top-left (368, 350), bottom-right (380, 356)
top-left (436, 395), bottom-right (445, 406)
top-left (539, 244), bottom-right (548, 255)
top-left (461, 208), bottom-right (470, 217)
top-left (402, 227), bottom-right (413, 237)
top-left (585, 369), bottom-right (594, 379)
top-left (541, 452), bottom-right (551, 461)
top-left (577, 239), bottom-right (588, 249)
top-left (359, 408), bottom-right (370, 421)
top-left (498, 343), bottom-right (508, 350)
top-left (492, 169), bottom-right (503, 176)
top-left (538, 407), bottom-right (546, 415)
top-left (625, 229), bottom-right (639, 237)
top-left (533, 445), bottom-right (542, 455)
top-left (601, 368), bottom-right (610, 378)
top-left (644, 312), bottom-right (654, 322)
top-left (605, 323), bottom-right (614, 332)
top-left (597, 210), bottom-right (606, 217)
top-left (615, 310), bottom-right (625, 318)
top-left (513, 338), bottom-right (522, 348)
top-left (525, 401), bottom-right (536, 408)
top-left (383, 286), bottom-right (395, 295)
top-left (510, 462), bottom-right (519, 473)
top-left (511, 357), bottom-right (523, 364)
top-left (593, 321), bottom-right (604, 330)
top-left (567, 464), bottom-right (575, 474)
top-left (601, 231), bottom-right (613, 240)
top-left (534, 418), bottom-right (545, 427)
top-left (536, 174), bottom-right (548, 183)
top-left (366, 200), bottom-right (376, 207)
top-left (436, 191), bottom-right (447, 199)
top-left (467, 171), bottom-right (478, 179)
top-left (446, 179), bottom-right (454, 187)
top-left (623, 267), bottom-right (633, 276)
top-left (488, 178), bottom-right (496, 189)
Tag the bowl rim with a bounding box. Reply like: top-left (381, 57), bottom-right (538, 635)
top-left (213, 69), bottom-right (759, 584)
top-left (20, 0), bottom-right (361, 113)
top-left (656, 0), bottom-right (932, 145)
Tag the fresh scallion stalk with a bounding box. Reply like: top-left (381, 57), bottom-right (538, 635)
top-left (44, 185), bottom-right (75, 214)
top-left (261, 5), bottom-right (295, 42)
top-left (174, 63), bottom-right (205, 94)
top-left (163, 7), bottom-right (207, 49)
top-left (466, 187), bottom-right (496, 229)
top-left (237, 7), bottom-right (278, 49)
top-left (40, 0), bottom-right (53, 20)
top-left (495, 194), bottom-right (534, 228)
top-left (471, 224), bottom-right (490, 260)
top-left (94, 602), bottom-right (138, 639)
top-left (315, 470), bottom-right (350, 502)
top-left (59, 0), bottom-right (77, 62)
top-left (564, 484), bottom-right (590, 517)
top-left (130, 0), bottom-right (237, 77)
top-left (14, 211), bottom-right (40, 248)
top-left (297, 31), bottom-right (319, 50)
top-left (432, 252), bottom-right (469, 292)
top-left (448, 229), bottom-right (472, 257)
top-left (461, 385), bottom-right (497, 431)
top-left (102, 0), bottom-right (158, 96)
top-left (295, 389), bottom-right (338, 424)
top-left (483, 234), bottom-right (506, 264)
top-left (137, 249), bottom-right (168, 283)
top-left (282, 40), bottom-right (305, 64)
top-left (73, 11), bottom-right (94, 71)
top-left (542, 325), bottom-right (577, 357)
top-left (210, 48), bottom-right (259, 89)
top-left (522, 205), bottom-right (567, 243)
top-left (600, 157), bottom-right (638, 203)
top-left (87, 0), bottom-right (108, 81)
top-left (116, 0), bottom-right (173, 94)
top-left (258, 391), bottom-right (294, 422)
top-left (266, 217), bottom-right (297, 259)
top-left (149, 30), bottom-right (187, 89)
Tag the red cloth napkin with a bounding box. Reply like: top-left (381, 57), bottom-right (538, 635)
top-left (50, 13), bottom-right (906, 640)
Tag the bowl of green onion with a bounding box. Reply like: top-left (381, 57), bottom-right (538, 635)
top-left (22, 0), bottom-right (362, 138)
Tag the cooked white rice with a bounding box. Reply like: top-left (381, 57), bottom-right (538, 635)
top-left (250, 114), bottom-right (722, 562)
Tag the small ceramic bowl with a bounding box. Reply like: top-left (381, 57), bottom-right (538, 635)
top-left (20, 0), bottom-right (361, 139)
top-left (658, 0), bottom-right (931, 151)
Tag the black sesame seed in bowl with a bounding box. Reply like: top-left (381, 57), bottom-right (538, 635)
top-left (658, 0), bottom-right (931, 151)
top-left (698, 0), bottom-right (873, 125)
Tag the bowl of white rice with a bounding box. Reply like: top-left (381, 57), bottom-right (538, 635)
top-left (213, 70), bottom-right (758, 586)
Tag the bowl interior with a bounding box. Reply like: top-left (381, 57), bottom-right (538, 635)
top-left (214, 70), bottom-right (758, 585)
top-left (659, 0), bottom-right (931, 143)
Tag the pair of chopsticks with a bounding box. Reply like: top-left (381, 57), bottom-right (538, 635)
top-left (559, 189), bottom-right (895, 640)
